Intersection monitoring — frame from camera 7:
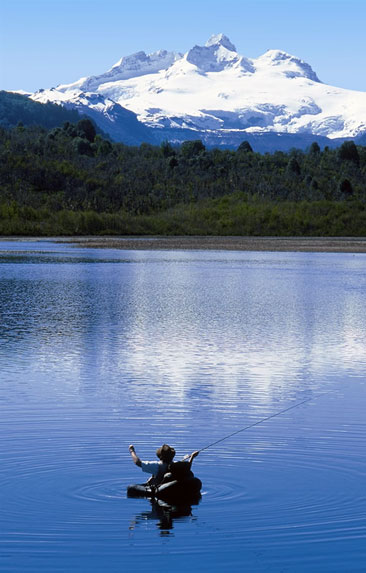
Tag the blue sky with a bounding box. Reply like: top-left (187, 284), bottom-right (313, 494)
top-left (1, 0), bottom-right (366, 93)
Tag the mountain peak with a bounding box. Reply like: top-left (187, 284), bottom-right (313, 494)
top-left (30, 34), bottom-right (366, 147)
top-left (186, 34), bottom-right (243, 72)
top-left (61, 49), bottom-right (181, 92)
top-left (257, 49), bottom-right (321, 82)
top-left (205, 34), bottom-right (237, 52)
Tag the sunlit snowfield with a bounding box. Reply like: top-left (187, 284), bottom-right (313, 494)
top-left (0, 240), bottom-right (365, 572)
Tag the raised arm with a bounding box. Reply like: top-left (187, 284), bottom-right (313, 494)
top-left (129, 444), bottom-right (142, 467)
top-left (187, 450), bottom-right (199, 468)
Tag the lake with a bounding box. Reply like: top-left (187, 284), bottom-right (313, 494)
top-left (0, 240), bottom-right (365, 572)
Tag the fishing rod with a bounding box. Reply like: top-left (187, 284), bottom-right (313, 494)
top-left (183, 391), bottom-right (331, 458)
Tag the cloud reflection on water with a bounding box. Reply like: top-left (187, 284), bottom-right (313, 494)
top-left (1, 248), bottom-right (366, 412)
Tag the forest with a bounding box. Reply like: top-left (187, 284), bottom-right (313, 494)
top-left (1, 118), bottom-right (366, 236)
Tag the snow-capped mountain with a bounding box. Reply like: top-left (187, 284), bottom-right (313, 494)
top-left (31, 34), bottom-right (366, 148)
top-left (32, 89), bottom-right (154, 145)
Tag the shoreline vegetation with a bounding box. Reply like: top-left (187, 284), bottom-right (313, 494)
top-left (2, 197), bottom-right (366, 239)
top-left (61, 236), bottom-right (366, 252)
top-left (1, 120), bottom-right (366, 240)
top-left (2, 236), bottom-right (366, 253)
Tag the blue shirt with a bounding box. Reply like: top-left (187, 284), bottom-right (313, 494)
top-left (140, 460), bottom-right (169, 485)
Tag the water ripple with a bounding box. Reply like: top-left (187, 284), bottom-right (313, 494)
top-left (1, 242), bottom-right (366, 572)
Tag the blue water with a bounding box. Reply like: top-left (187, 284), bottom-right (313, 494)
top-left (0, 240), bottom-right (365, 572)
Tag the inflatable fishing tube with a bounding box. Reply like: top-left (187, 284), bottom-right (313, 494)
top-left (127, 477), bottom-right (202, 504)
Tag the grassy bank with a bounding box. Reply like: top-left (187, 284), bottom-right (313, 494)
top-left (1, 194), bottom-right (366, 237)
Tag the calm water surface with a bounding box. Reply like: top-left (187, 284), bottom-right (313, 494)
top-left (0, 240), bottom-right (365, 572)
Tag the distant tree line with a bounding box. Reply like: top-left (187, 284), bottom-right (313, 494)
top-left (0, 119), bottom-right (366, 236)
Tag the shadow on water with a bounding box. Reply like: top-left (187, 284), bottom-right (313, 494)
top-left (129, 498), bottom-right (201, 536)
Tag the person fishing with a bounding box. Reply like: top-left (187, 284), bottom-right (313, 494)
top-left (128, 444), bottom-right (176, 486)
top-left (128, 444), bottom-right (199, 486)
top-left (128, 395), bottom-right (325, 502)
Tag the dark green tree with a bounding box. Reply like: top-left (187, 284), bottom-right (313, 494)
top-left (309, 141), bottom-right (321, 155)
top-left (73, 136), bottom-right (93, 156)
top-left (76, 118), bottom-right (96, 143)
top-left (161, 141), bottom-right (176, 157)
top-left (238, 140), bottom-right (253, 153)
top-left (180, 140), bottom-right (205, 158)
top-left (169, 156), bottom-right (178, 168)
top-left (338, 141), bottom-right (360, 166)
top-left (339, 178), bottom-right (353, 195)
top-left (287, 156), bottom-right (301, 176)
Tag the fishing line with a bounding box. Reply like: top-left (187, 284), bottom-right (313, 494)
top-left (194, 391), bottom-right (332, 455)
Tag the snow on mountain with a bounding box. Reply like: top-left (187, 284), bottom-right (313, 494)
top-left (185, 34), bottom-right (253, 73)
top-left (59, 49), bottom-right (182, 93)
top-left (30, 34), bottom-right (366, 147)
top-left (32, 89), bottom-right (155, 144)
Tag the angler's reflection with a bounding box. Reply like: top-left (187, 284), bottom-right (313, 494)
top-left (129, 498), bottom-right (200, 535)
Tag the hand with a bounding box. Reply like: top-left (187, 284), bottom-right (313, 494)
top-left (129, 444), bottom-right (135, 452)
top-left (191, 451), bottom-right (199, 459)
